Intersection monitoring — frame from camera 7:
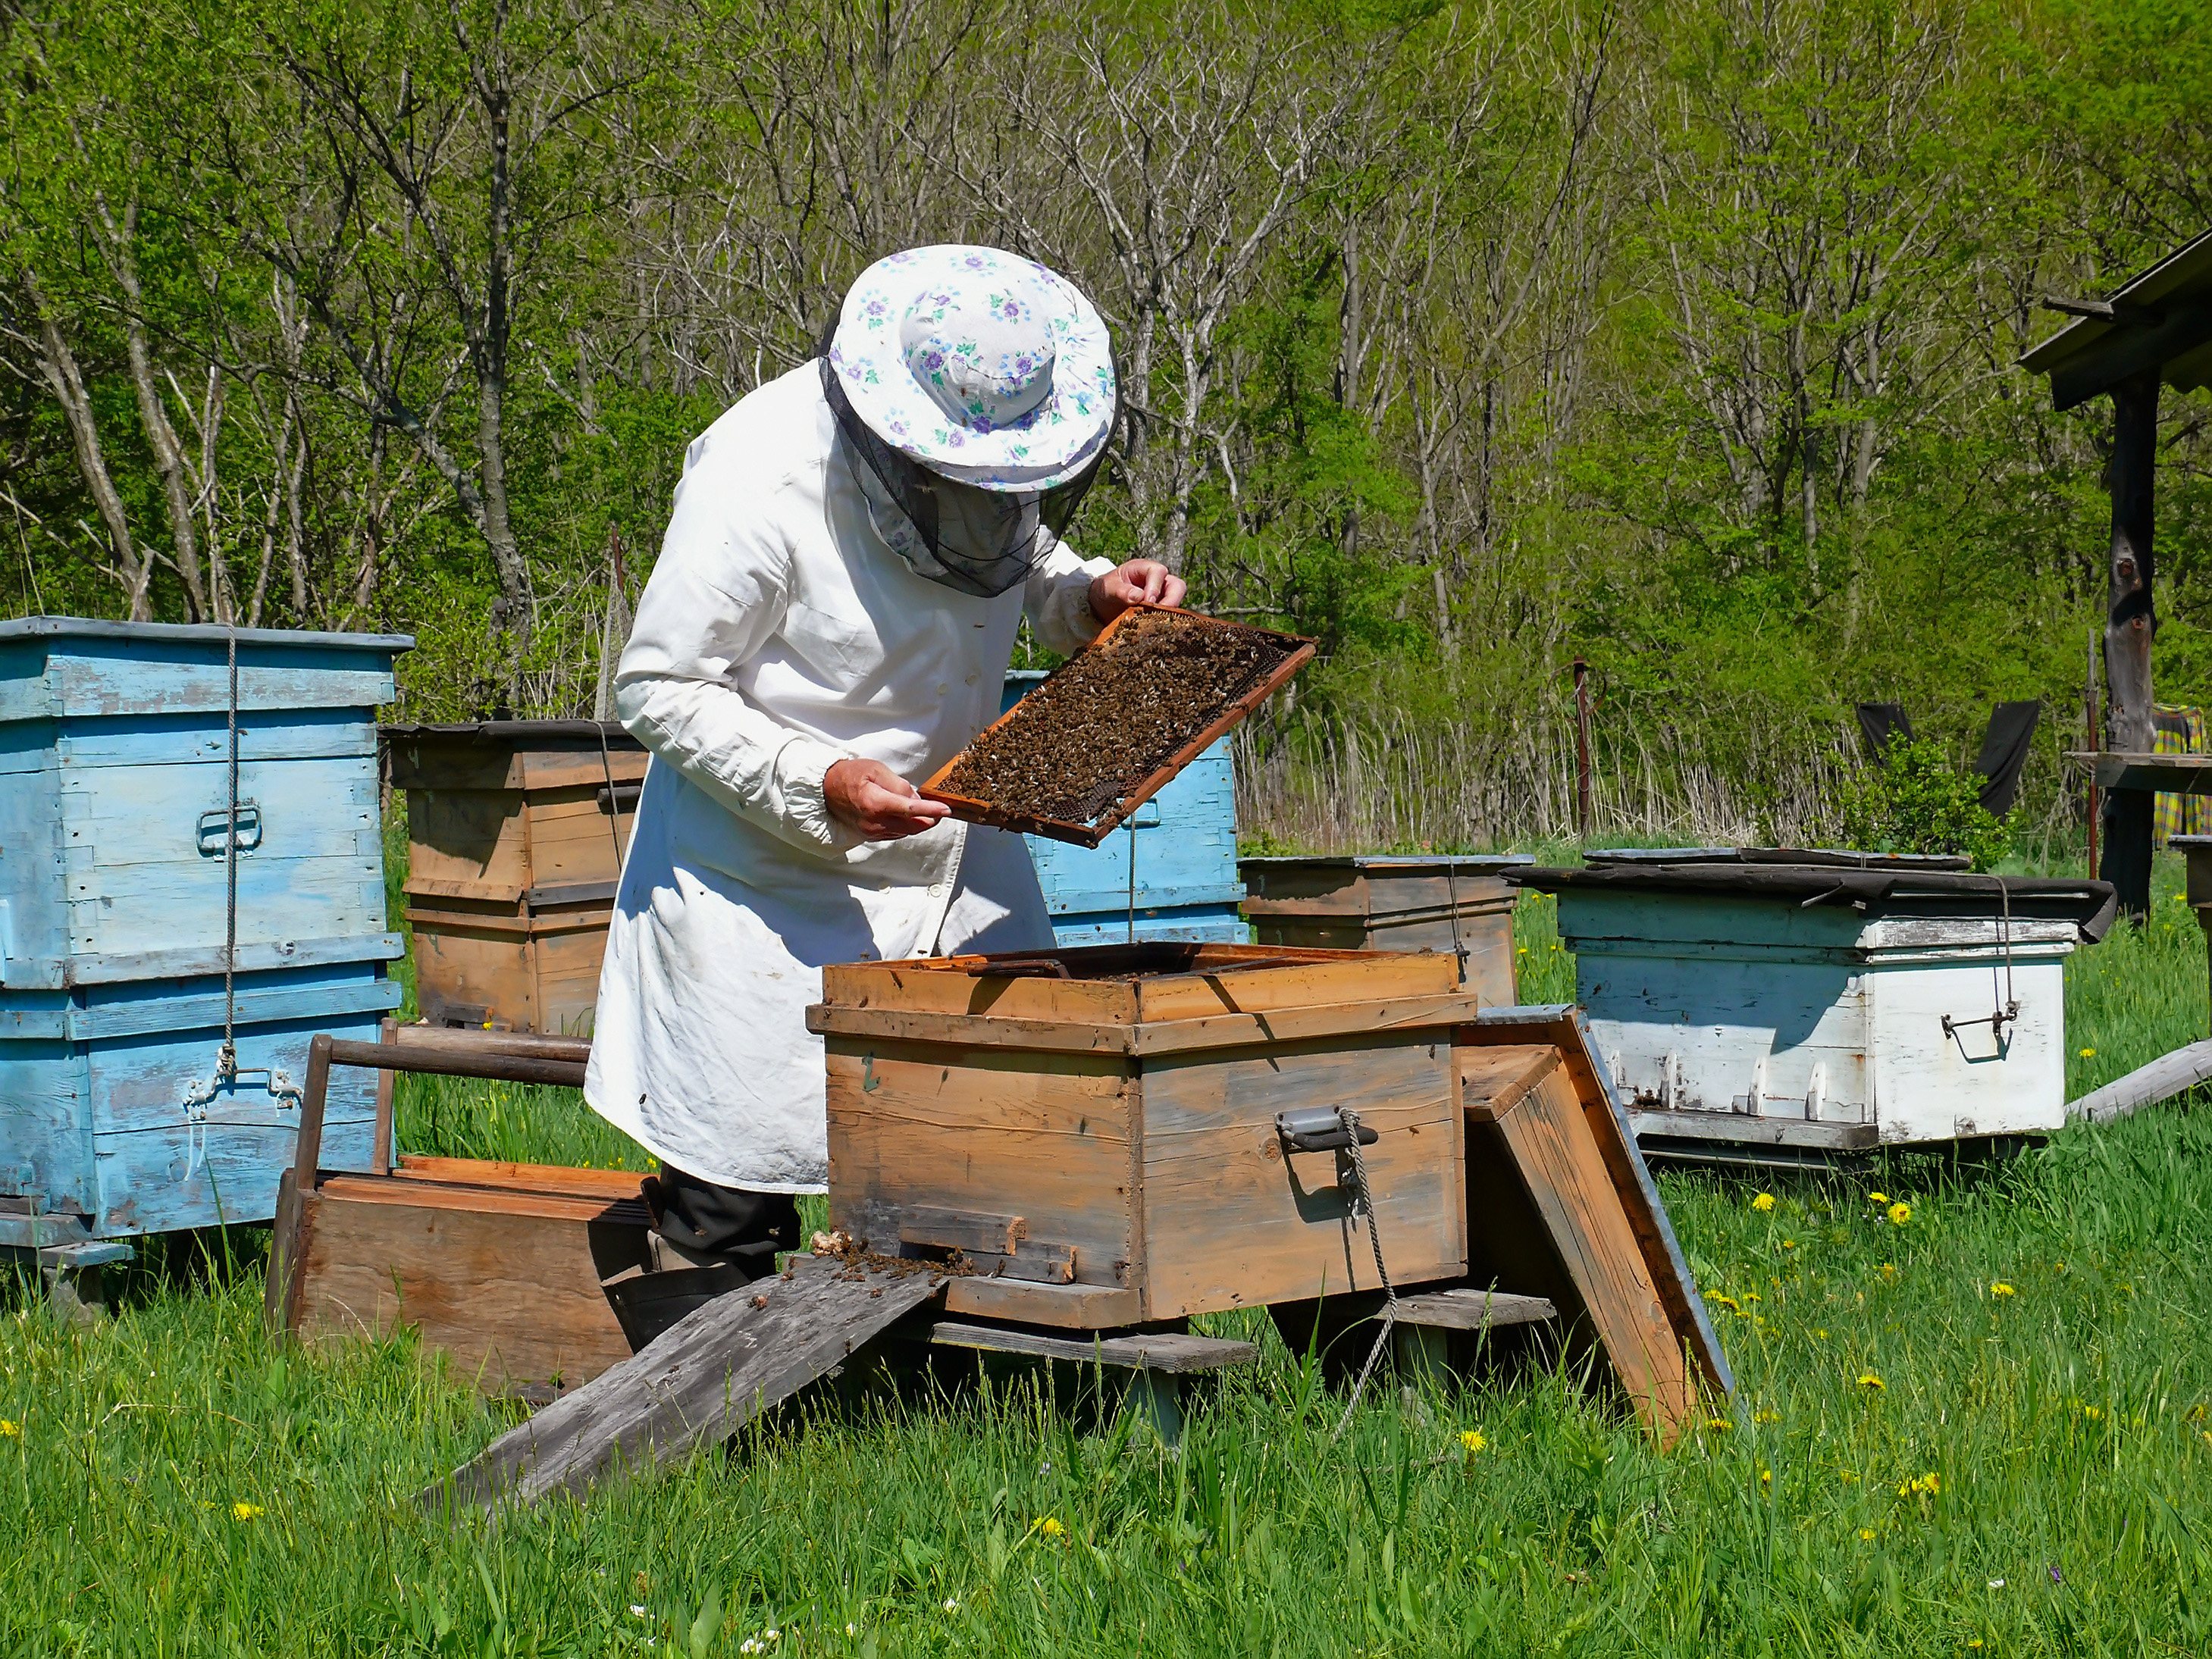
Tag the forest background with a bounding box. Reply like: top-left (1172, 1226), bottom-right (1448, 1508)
top-left (2, 0), bottom-right (2206, 850)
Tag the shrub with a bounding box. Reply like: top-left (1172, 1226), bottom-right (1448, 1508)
top-left (1838, 735), bottom-right (2013, 869)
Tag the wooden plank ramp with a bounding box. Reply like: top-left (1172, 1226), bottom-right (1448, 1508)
top-left (421, 1257), bottom-right (948, 1512)
top-left (2066, 1038), bottom-right (2212, 1125)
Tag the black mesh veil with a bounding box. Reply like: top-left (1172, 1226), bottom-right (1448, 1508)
top-left (818, 354), bottom-right (1111, 599)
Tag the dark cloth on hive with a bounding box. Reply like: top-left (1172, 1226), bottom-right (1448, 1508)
top-left (1972, 700), bottom-right (2041, 815)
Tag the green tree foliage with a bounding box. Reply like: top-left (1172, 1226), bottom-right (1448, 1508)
top-left (1838, 736), bottom-right (2014, 868)
top-left (0, 0), bottom-right (2205, 842)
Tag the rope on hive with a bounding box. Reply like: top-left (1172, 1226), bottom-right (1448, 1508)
top-left (1330, 1103), bottom-right (1400, 1442)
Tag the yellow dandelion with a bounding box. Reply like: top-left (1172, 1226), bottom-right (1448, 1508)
top-left (1858, 1527), bottom-right (1876, 1540)
top-left (1517, 946), bottom-right (1528, 955)
top-left (1709, 1292), bottom-right (1741, 1313)
top-left (231, 1502), bottom-right (264, 1521)
top-left (1841, 1470), bottom-right (1860, 1483)
top-left (1897, 1473), bottom-right (1939, 1497)
top-left (1867, 1191), bottom-right (1889, 1205)
top-left (1813, 1327), bottom-right (1828, 1338)
top-left (1781, 1238), bottom-right (1796, 1249)
top-left (1759, 1468), bottom-right (1772, 1485)
top-left (2083, 1405), bottom-right (2104, 1422)
top-left (1858, 1373), bottom-right (1885, 1391)
top-left (1461, 1429), bottom-right (1488, 1454)
top-left (1990, 1282), bottom-right (2016, 1298)
top-left (1039, 1517), bottom-right (1067, 1540)
top-left (2079, 1047), bottom-right (2095, 1058)
top-left (1888, 1201), bottom-right (1912, 1226)
top-left (1703, 1416), bottom-right (1731, 1432)
top-left (1878, 1263), bottom-right (1898, 1282)
top-left (1753, 1408), bottom-right (1781, 1424)
top-left (0, 1420), bottom-right (20, 1438)
top-left (1752, 1192), bottom-right (1776, 1213)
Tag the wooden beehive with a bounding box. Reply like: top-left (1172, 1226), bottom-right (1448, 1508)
top-left (810, 943), bottom-right (1474, 1330)
top-left (0, 617), bottom-right (408, 1246)
top-left (1239, 855), bottom-right (1530, 1002)
top-left (388, 722), bottom-right (647, 1034)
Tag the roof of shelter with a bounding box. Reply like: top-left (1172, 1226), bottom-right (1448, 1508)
top-left (2021, 229), bottom-right (2212, 410)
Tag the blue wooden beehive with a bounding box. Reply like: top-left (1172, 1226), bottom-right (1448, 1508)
top-left (1002, 671), bottom-right (1247, 945)
top-left (0, 618), bottom-right (410, 1253)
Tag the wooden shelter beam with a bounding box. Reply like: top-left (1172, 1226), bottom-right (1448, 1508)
top-left (2051, 305), bottom-right (2212, 410)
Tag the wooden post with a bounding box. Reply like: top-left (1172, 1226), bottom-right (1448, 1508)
top-left (2101, 369), bottom-right (2160, 919)
top-left (2085, 631), bottom-right (2101, 879)
top-left (1573, 657), bottom-right (1593, 839)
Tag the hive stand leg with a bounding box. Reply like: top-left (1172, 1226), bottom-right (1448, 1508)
top-left (1121, 1369), bottom-right (1184, 1448)
top-left (1391, 1323), bottom-right (1451, 1388)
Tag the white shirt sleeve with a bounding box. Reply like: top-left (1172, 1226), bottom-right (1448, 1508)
top-left (1023, 528), bottom-right (1116, 656)
top-left (614, 459), bottom-right (865, 857)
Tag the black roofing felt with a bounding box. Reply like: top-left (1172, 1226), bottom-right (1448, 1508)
top-left (2019, 228), bottom-right (2212, 409)
top-left (1505, 862), bottom-right (2118, 943)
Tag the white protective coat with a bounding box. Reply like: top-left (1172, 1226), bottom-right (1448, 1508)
top-left (584, 363), bottom-right (1112, 1191)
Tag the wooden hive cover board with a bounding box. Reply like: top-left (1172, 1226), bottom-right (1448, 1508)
top-left (1137, 1032), bottom-right (1465, 1319)
top-left (1459, 1006), bottom-right (1732, 1409)
top-left (1459, 1044), bottom-right (1694, 1439)
top-left (277, 1162), bottom-right (648, 1398)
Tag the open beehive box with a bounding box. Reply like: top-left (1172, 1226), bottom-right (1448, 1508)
top-left (809, 944), bottom-right (1730, 1435)
top-left (921, 605), bottom-right (1313, 847)
top-left (811, 942), bottom-right (1471, 1329)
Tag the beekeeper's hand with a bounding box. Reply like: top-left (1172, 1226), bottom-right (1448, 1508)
top-left (826, 759), bottom-right (952, 840)
top-left (1089, 559), bottom-right (1188, 621)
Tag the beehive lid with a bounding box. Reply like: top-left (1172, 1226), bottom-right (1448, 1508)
top-left (0, 615), bottom-right (414, 651)
top-left (1241, 853), bottom-right (1534, 875)
top-left (1508, 862), bottom-right (2118, 941)
top-left (1583, 847), bottom-right (1970, 869)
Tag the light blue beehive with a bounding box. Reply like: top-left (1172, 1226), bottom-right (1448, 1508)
top-left (0, 618), bottom-right (410, 1253)
top-left (1001, 670), bottom-right (1247, 945)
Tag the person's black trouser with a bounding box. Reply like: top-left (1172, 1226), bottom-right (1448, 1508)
top-left (607, 1165), bottom-right (804, 1351)
top-left (641, 1163), bottom-right (800, 1279)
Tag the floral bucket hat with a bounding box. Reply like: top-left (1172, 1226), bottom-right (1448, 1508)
top-left (826, 245), bottom-right (1116, 493)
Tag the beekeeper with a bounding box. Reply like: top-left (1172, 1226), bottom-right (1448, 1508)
top-left (584, 245), bottom-right (1185, 1277)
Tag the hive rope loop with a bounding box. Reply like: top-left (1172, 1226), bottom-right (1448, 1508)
top-left (1330, 1104), bottom-right (1400, 1441)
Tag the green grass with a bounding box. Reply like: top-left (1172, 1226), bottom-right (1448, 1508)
top-left (6, 862), bottom-right (2212, 1654)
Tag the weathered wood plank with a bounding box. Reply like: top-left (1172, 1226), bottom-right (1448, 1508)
top-left (1391, 1288), bottom-right (1556, 1331)
top-left (940, 1276), bottom-right (1142, 1326)
top-left (1466, 1009), bottom-right (1734, 1401)
top-left (1496, 1063), bottom-right (1694, 1438)
top-left (425, 1260), bottom-right (948, 1510)
top-left (2066, 1038), bottom-right (2212, 1125)
top-left (923, 1319), bottom-right (1258, 1373)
